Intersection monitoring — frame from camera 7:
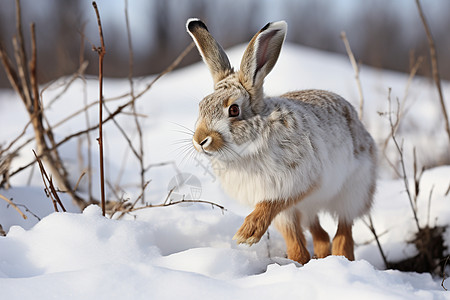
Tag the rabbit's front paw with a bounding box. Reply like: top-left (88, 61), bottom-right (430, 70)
top-left (233, 212), bottom-right (270, 245)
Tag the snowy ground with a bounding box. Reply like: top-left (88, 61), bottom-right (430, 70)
top-left (0, 43), bottom-right (449, 299)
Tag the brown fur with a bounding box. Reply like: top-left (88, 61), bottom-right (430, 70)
top-left (309, 216), bottom-right (331, 258)
top-left (274, 211), bottom-right (310, 265)
top-left (233, 199), bottom-right (296, 245)
top-left (234, 182), bottom-right (320, 264)
top-left (222, 97), bottom-right (237, 108)
top-left (192, 122), bottom-right (224, 152)
top-left (332, 221), bottom-right (355, 260)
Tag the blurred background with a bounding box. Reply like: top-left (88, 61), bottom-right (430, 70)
top-left (0, 0), bottom-right (449, 88)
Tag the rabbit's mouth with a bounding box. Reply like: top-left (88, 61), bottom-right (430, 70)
top-left (192, 137), bottom-right (216, 157)
top-left (201, 149), bottom-right (213, 157)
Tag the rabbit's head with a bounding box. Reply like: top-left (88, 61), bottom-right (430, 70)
top-left (187, 19), bottom-right (287, 160)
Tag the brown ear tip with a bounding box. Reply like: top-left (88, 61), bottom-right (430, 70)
top-left (186, 18), bottom-right (208, 33)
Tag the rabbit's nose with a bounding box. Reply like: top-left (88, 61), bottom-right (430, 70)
top-left (199, 136), bottom-right (212, 148)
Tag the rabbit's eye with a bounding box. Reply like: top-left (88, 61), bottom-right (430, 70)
top-left (228, 104), bottom-right (240, 117)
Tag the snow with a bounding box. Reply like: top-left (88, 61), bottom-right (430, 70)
top-left (0, 43), bottom-right (450, 299)
top-left (0, 206), bottom-right (447, 299)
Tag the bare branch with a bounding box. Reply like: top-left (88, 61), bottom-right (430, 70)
top-left (364, 215), bottom-right (388, 269)
top-left (5, 42), bottom-right (194, 185)
top-left (33, 150), bottom-right (66, 212)
top-left (387, 89), bottom-right (420, 231)
top-left (125, 0), bottom-right (146, 203)
top-left (29, 23), bottom-right (39, 114)
top-left (0, 43), bottom-right (24, 100)
top-left (0, 193), bottom-right (27, 219)
top-left (116, 180), bottom-right (151, 220)
top-left (14, 0), bottom-right (32, 107)
top-left (92, 1), bottom-right (107, 216)
top-left (381, 56), bottom-right (423, 155)
top-left (73, 171), bottom-right (86, 192)
top-left (129, 198), bottom-right (226, 213)
top-left (415, 0), bottom-right (450, 144)
top-left (340, 31), bottom-right (364, 120)
top-left (115, 186), bottom-right (226, 220)
top-left (40, 61), bottom-right (89, 108)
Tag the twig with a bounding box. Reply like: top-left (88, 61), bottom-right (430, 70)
top-left (163, 187), bottom-right (175, 205)
top-left (0, 0), bottom-right (85, 209)
top-left (0, 42), bottom-right (24, 100)
top-left (125, 0), bottom-right (146, 203)
top-left (0, 193), bottom-right (27, 219)
top-left (15, 203), bottom-right (41, 221)
top-left (5, 42), bottom-right (194, 184)
top-left (381, 56), bottom-right (423, 155)
top-left (364, 215), bottom-right (388, 269)
top-left (14, 0), bottom-right (32, 108)
top-left (92, 1), bottom-right (107, 216)
top-left (105, 179), bottom-right (126, 203)
top-left (340, 31), bottom-right (364, 120)
top-left (55, 41), bottom-right (194, 150)
top-left (82, 80), bottom-right (94, 203)
top-left (125, 0), bottom-right (134, 97)
top-left (103, 104), bottom-right (141, 161)
top-left (50, 95), bottom-right (128, 130)
top-left (40, 61), bottom-right (89, 108)
top-left (144, 160), bottom-right (181, 174)
top-left (33, 150), bottom-right (66, 212)
top-left (116, 180), bottom-right (151, 220)
top-left (128, 198), bottom-right (226, 213)
top-left (30, 23), bottom-right (40, 116)
top-left (387, 89), bottom-right (420, 231)
top-left (73, 171), bottom-right (86, 192)
top-left (415, 0), bottom-right (450, 144)
top-left (0, 119), bottom-right (32, 158)
top-left (134, 41), bottom-right (195, 100)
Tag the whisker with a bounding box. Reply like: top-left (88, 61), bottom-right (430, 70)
top-left (179, 147), bottom-right (198, 166)
top-left (222, 145), bottom-right (241, 160)
top-left (171, 130), bottom-right (195, 138)
top-left (170, 138), bottom-right (193, 146)
top-left (171, 143), bottom-right (193, 156)
top-left (169, 121), bottom-right (195, 134)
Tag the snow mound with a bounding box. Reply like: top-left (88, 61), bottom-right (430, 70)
top-left (1, 207), bottom-right (447, 299)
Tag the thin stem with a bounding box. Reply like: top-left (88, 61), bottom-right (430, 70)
top-left (92, 1), bottom-right (106, 216)
top-left (388, 89), bottom-right (420, 231)
top-left (0, 193), bottom-right (27, 219)
top-left (415, 0), bottom-right (450, 144)
top-left (340, 31), bottom-right (364, 120)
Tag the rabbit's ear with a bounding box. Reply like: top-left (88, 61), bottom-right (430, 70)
top-left (240, 21), bottom-right (287, 94)
top-left (186, 18), bottom-right (232, 85)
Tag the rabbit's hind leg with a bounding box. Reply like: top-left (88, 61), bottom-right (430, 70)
top-left (331, 220), bottom-right (354, 261)
top-left (273, 209), bottom-right (310, 265)
top-left (309, 216), bottom-right (331, 259)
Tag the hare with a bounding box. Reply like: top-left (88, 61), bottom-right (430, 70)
top-left (186, 18), bottom-right (377, 264)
